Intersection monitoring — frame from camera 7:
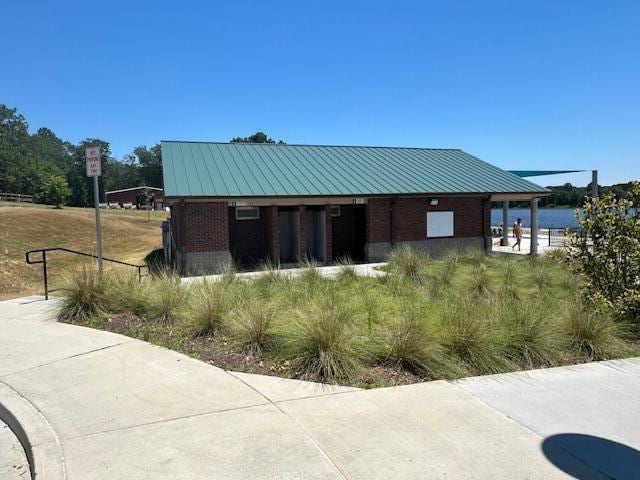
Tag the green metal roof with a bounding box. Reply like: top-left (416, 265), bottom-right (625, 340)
top-left (161, 141), bottom-right (548, 198)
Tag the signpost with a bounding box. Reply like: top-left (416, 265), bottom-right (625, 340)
top-left (85, 146), bottom-right (103, 271)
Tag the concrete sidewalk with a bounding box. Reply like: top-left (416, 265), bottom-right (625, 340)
top-left (182, 262), bottom-right (387, 286)
top-left (1, 298), bottom-right (638, 479)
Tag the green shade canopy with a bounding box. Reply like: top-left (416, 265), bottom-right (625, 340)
top-left (161, 141), bottom-right (548, 198)
top-left (508, 170), bottom-right (584, 178)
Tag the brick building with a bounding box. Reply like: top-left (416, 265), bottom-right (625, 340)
top-left (105, 186), bottom-right (164, 210)
top-left (161, 141), bottom-right (547, 274)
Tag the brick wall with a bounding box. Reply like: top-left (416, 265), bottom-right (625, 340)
top-left (172, 202), bottom-right (229, 253)
top-left (170, 197), bottom-right (490, 268)
top-left (367, 196), bottom-right (490, 243)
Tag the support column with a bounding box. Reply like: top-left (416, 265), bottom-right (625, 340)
top-left (318, 209), bottom-right (327, 263)
top-left (592, 170), bottom-right (598, 198)
top-left (265, 206), bottom-right (279, 265)
top-left (324, 206), bottom-right (333, 263)
top-left (530, 197), bottom-right (539, 256)
top-left (501, 201), bottom-right (509, 246)
top-left (298, 206), bottom-right (306, 262)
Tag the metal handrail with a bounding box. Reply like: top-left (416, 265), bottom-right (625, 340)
top-left (25, 247), bottom-right (149, 300)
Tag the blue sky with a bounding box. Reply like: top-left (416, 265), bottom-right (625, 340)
top-left (3, 1), bottom-right (639, 186)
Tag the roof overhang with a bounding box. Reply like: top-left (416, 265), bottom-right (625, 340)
top-left (490, 192), bottom-right (551, 201)
top-left (165, 191), bottom-right (549, 206)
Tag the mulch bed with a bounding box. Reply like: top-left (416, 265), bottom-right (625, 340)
top-left (100, 312), bottom-right (426, 388)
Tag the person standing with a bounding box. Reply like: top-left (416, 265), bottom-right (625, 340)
top-left (512, 217), bottom-right (523, 251)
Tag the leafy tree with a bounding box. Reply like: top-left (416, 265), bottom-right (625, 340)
top-left (36, 174), bottom-right (70, 207)
top-left (566, 182), bottom-right (640, 324)
top-left (0, 105), bottom-right (33, 193)
top-left (230, 131), bottom-right (285, 144)
top-left (134, 144), bottom-right (163, 187)
top-left (30, 127), bottom-right (70, 175)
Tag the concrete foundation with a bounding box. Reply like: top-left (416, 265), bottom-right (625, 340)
top-left (366, 237), bottom-right (486, 261)
top-left (178, 250), bottom-right (232, 275)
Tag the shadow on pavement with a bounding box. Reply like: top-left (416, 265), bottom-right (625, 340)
top-left (542, 433), bottom-right (640, 480)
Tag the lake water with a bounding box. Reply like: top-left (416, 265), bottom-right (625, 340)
top-left (491, 208), bottom-right (580, 229)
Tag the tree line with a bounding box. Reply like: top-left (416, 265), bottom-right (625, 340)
top-left (0, 105), bottom-right (162, 207)
top-left (538, 182), bottom-right (636, 208)
top-left (0, 104), bottom-right (287, 207)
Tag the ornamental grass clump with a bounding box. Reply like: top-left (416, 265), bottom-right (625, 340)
top-left (335, 256), bottom-right (359, 283)
top-left (286, 299), bottom-right (360, 382)
top-left (57, 267), bottom-right (107, 323)
top-left (356, 280), bottom-right (385, 334)
top-left (145, 272), bottom-right (187, 325)
top-left (388, 245), bottom-right (426, 281)
top-left (464, 249), bottom-right (488, 267)
top-left (532, 264), bottom-right (551, 291)
top-left (104, 272), bottom-right (149, 316)
top-left (501, 258), bottom-right (517, 285)
top-left (499, 298), bottom-right (558, 369)
top-left (438, 251), bottom-right (460, 286)
top-left (469, 264), bottom-right (493, 300)
top-left (254, 260), bottom-right (287, 295)
top-left (383, 302), bottom-right (451, 378)
top-left (217, 261), bottom-right (238, 285)
top-left (182, 281), bottom-right (228, 337)
top-left (231, 299), bottom-right (277, 354)
top-left (564, 303), bottom-right (627, 360)
top-left (299, 258), bottom-right (322, 284)
top-left (440, 299), bottom-right (507, 375)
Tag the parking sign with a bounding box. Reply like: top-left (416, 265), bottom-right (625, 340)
top-left (85, 147), bottom-right (101, 177)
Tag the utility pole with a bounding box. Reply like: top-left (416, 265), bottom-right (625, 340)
top-left (591, 170), bottom-right (598, 198)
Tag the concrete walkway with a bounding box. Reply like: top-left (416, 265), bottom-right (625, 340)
top-left (491, 235), bottom-right (561, 255)
top-left (1, 417), bottom-right (29, 479)
top-left (182, 262), bottom-right (386, 285)
top-left (1, 298), bottom-right (638, 479)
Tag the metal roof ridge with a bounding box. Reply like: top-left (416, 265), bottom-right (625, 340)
top-left (159, 140), bottom-right (463, 151)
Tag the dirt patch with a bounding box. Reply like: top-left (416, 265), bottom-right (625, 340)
top-left (355, 365), bottom-right (424, 388)
top-left (104, 312), bottom-right (144, 334)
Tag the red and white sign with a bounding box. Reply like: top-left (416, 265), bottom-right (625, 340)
top-left (85, 147), bottom-right (102, 177)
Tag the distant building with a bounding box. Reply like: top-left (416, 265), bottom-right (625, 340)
top-left (105, 186), bottom-right (164, 210)
top-left (160, 141), bottom-right (548, 274)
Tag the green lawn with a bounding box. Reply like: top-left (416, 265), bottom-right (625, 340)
top-left (57, 248), bottom-right (638, 387)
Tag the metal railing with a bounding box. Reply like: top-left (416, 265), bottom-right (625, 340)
top-left (25, 247), bottom-right (149, 300)
top-left (491, 226), bottom-right (582, 247)
top-left (547, 227), bottom-right (580, 247)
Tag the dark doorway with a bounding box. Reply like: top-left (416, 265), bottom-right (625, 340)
top-left (278, 207), bottom-right (300, 264)
top-left (228, 207), bottom-right (269, 268)
top-left (305, 206), bottom-right (327, 262)
top-left (331, 205), bottom-right (366, 261)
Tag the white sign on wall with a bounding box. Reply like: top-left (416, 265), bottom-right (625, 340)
top-left (85, 147), bottom-right (102, 177)
top-left (426, 211), bottom-right (454, 238)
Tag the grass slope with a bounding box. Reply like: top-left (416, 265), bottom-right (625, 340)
top-left (0, 202), bottom-right (165, 299)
